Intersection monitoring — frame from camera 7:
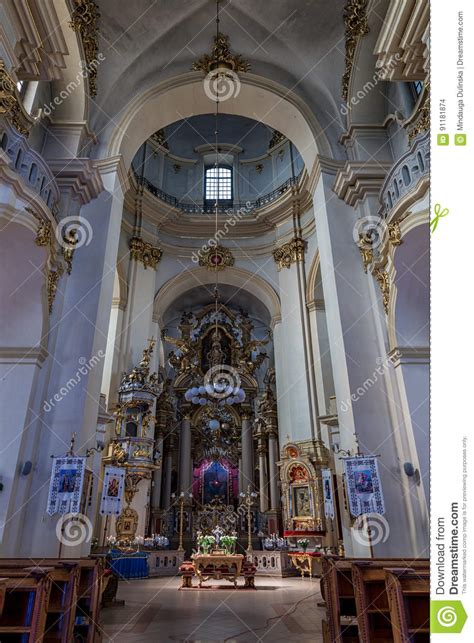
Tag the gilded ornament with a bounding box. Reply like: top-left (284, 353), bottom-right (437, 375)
top-left (70, 1), bottom-right (100, 97)
top-left (199, 245), bottom-right (234, 271)
top-left (388, 221), bottom-right (402, 246)
top-left (150, 129), bottom-right (169, 150)
top-left (0, 61), bottom-right (32, 136)
top-left (192, 33), bottom-right (250, 73)
top-left (268, 130), bottom-right (286, 150)
top-left (47, 266), bottom-right (64, 313)
top-left (341, 1), bottom-right (369, 101)
top-left (374, 269), bottom-right (390, 314)
top-left (407, 90), bottom-right (430, 145)
top-left (129, 236), bottom-right (162, 270)
top-left (272, 236), bottom-right (305, 270)
top-left (359, 246), bottom-right (373, 273)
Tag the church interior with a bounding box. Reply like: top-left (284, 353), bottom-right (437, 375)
top-left (0, 0), bottom-right (429, 640)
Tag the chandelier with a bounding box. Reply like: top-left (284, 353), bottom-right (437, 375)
top-left (183, 0), bottom-right (246, 422)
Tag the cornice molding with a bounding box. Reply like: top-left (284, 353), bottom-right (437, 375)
top-left (94, 155), bottom-right (130, 195)
top-left (388, 346), bottom-right (430, 367)
top-left (333, 160), bottom-right (391, 207)
top-left (0, 345), bottom-right (49, 366)
top-left (47, 158), bottom-right (103, 204)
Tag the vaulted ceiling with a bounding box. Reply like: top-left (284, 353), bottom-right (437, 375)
top-left (92, 0), bottom-right (348, 146)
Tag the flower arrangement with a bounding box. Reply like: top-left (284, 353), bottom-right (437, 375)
top-left (220, 535), bottom-right (237, 554)
top-left (197, 533), bottom-right (216, 554)
top-left (297, 538), bottom-right (310, 552)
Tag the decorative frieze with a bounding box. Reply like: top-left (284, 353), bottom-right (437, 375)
top-left (342, 0), bottom-right (369, 100)
top-left (69, 0), bottom-right (100, 97)
top-left (0, 61), bottom-right (34, 136)
top-left (272, 236), bottom-right (305, 271)
top-left (129, 236), bottom-right (162, 270)
top-left (198, 245), bottom-right (234, 271)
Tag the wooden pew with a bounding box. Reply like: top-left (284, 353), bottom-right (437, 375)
top-left (0, 558), bottom-right (104, 642)
top-left (0, 567), bottom-right (51, 642)
top-left (352, 560), bottom-right (429, 642)
top-left (385, 568), bottom-right (430, 643)
top-left (321, 557), bottom-right (429, 643)
top-left (0, 577), bottom-right (7, 617)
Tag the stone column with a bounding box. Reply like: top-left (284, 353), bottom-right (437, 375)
top-left (257, 442), bottom-right (269, 513)
top-left (267, 431), bottom-right (279, 511)
top-left (151, 431), bottom-right (164, 511)
top-left (163, 444), bottom-right (173, 510)
top-left (240, 413), bottom-right (254, 492)
top-left (7, 157), bottom-right (127, 558)
top-left (179, 415), bottom-right (192, 496)
top-left (313, 159), bottom-right (429, 558)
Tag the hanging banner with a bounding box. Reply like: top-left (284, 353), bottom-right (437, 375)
top-left (47, 456), bottom-right (86, 515)
top-left (99, 466), bottom-right (126, 516)
top-left (343, 456), bottom-right (385, 517)
top-left (321, 468), bottom-right (335, 520)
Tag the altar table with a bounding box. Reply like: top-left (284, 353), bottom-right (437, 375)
top-left (192, 553), bottom-right (244, 587)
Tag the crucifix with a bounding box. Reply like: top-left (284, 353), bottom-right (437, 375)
top-left (211, 525), bottom-right (225, 546)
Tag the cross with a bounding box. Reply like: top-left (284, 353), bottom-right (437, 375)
top-left (211, 525), bottom-right (225, 545)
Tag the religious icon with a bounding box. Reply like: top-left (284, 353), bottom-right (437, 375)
top-left (58, 468), bottom-right (78, 493)
top-left (294, 486), bottom-right (311, 517)
top-left (106, 476), bottom-right (120, 498)
top-left (354, 469), bottom-right (374, 495)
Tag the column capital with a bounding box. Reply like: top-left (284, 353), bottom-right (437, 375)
top-left (272, 235), bottom-right (306, 271)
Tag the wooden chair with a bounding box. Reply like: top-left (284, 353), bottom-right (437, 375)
top-left (385, 568), bottom-right (430, 643)
top-left (352, 560), bottom-right (429, 643)
top-left (0, 567), bottom-right (51, 642)
top-left (0, 558), bottom-right (105, 642)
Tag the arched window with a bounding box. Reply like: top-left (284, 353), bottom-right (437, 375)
top-left (204, 166), bottom-right (232, 203)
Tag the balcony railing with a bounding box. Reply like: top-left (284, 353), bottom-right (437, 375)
top-left (136, 171), bottom-right (302, 215)
top-left (0, 118), bottom-right (59, 212)
top-left (379, 132), bottom-right (429, 218)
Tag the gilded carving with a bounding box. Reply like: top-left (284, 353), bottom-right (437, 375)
top-left (342, 1), bottom-right (369, 101)
top-left (374, 269), bottom-right (390, 314)
top-left (388, 221), bottom-right (402, 246)
top-left (47, 266), bottom-right (64, 313)
top-left (0, 61), bottom-right (33, 136)
top-left (70, 1), bottom-right (100, 97)
top-left (407, 83), bottom-right (430, 145)
top-left (272, 236), bottom-right (305, 270)
top-left (129, 236), bottom-right (162, 270)
top-left (192, 33), bottom-right (250, 74)
top-left (198, 245), bottom-right (234, 271)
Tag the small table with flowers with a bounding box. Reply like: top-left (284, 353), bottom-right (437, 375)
top-left (288, 552), bottom-right (322, 578)
top-left (192, 553), bottom-right (245, 587)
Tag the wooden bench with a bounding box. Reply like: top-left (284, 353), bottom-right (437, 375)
top-left (352, 560), bottom-right (429, 643)
top-left (0, 558), bottom-right (104, 642)
top-left (0, 567), bottom-right (51, 642)
top-left (385, 568), bottom-right (430, 643)
top-left (321, 557), bottom-right (429, 643)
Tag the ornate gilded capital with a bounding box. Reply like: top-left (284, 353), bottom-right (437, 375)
top-left (272, 236), bottom-right (305, 270)
top-left (70, 1), bottom-right (100, 97)
top-left (129, 236), bottom-right (162, 270)
top-left (374, 269), bottom-right (390, 314)
top-left (0, 61), bottom-right (34, 136)
top-left (407, 85), bottom-right (430, 145)
top-left (342, 0), bottom-right (369, 101)
top-left (192, 33), bottom-right (250, 74)
top-left (198, 245), bottom-right (234, 270)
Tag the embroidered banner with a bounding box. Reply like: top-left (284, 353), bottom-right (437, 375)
top-left (321, 468), bottom-right (335, 520)
top-left (99, 466), bottom-right (126, 516)
top-left (47, 456), bottom-right (86, 515)
top-left (343, 456), bottom-right (385, 517)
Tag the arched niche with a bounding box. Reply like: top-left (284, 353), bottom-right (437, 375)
top-left (104, 73), bottom-right (331, 175)
top-left (389, 221), bottom-right (429, 351)
top-left (153, 266), bottom-right (281, 329)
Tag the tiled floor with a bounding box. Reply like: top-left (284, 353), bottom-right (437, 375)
top-left (101, 575), bottom-right (325, 642)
